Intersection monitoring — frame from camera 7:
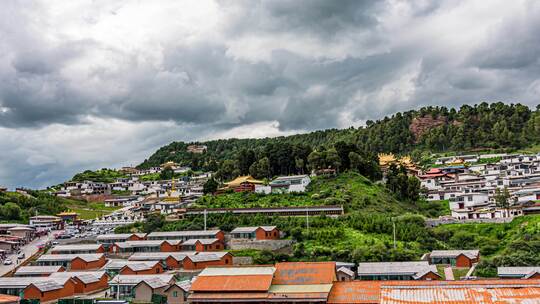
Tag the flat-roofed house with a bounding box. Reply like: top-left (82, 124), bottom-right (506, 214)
top-left (181, 238), bottom-right (224, 251)
top-left (14, 265), bottom-right (65, 277)
top-left (269, 262), bottom-right (337, 302)
top-left (189, 266), bottom-right (276, 303)
top-left (50, 244), bottom-right (105, 255)
top-left (146, 230), bottom-right (224, 241)
top-left (424, 250), bottom-right (480, 267)
top-left (109, 274), bottom-right (175, 299)
top-left (49, 271), bottom-right (109, 294)
top-left (7, 226), bottom-right (35, 243)
top-left (230, 226), bottom-right (280, 240)
top-left (36, 254), bottom-right (107, 270)
top-left (498, 267), bottom-right (540, 279)
top-left (183, 252), bottom-right (233, 270)
top-left (110, 240), bottom-right (182, 255)
top-left (357, 261), bottom-right (440, 281)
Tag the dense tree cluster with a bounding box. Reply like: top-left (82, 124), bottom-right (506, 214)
top-left (385, 164), bottom-right (421, 201)
top-left (137, 103), bottom-right (540, 183)
top-left (0, 190), bottom-right (72, 222)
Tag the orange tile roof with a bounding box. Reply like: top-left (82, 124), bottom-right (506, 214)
top-left (328, 281), bottom-right (382, 304)
top-left (272, 262), bottom-right (337, 285)
top-left (190, 275), bottom-right (273, 292)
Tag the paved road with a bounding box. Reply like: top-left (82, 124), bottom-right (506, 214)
top-left (0, 231), bottom-right (59, 276)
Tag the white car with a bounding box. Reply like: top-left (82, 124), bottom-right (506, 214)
top-left (3, 259), bottom-right (12, 265)
top-left (17, 253), bottom-right (25, 259)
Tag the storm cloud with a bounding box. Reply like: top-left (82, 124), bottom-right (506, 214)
top-left (1, 0), bottom-right (540, 188)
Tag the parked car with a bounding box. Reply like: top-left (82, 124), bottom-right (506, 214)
top-left (3, 259), bottom-right (12, 265)
top-left (17, 253), bottom-right (25, 259)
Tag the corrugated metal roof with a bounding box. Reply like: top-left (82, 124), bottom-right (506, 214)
top-left (187, 252), bottom-right (229, 262)
top-left (328, 281), bottom-right (382, 304)
top-left (199, 266), bottom-right (276, 277)
top-left (147, 230), bottom-right (221, 238)
top-left (273, 262), bottom-right (337, 285)
top-left (122, 262), bottom-right (160, 272)
top-left (182, 238), bottom-right (219, 245)
top-left (269, 284), bottom-right (333, 293)
top-left (191, 275), bottom-right (273, 292)
top-left (128, 251), bottom-right (196, 261)
top-left (188, 292), bottom-right (269, 301)
top-left (103, 259), bottom-right (161, 270)
top-left (37, 253), bottom-right (104, 262)
top-left (0, 277), bottom-right (69, 289)
top-left (430, 250), bottom-right (479, 259)
top-left (97, 233), bottom-right (146, 240)
top-left (110, 274), bottom-right (174, 285)
top-left (115, 240), bottom-right (180, 248)
top-left (50, 271), bottom-right (106, 284)
top-left (357, 261), bottom-right (438, 276)
top-left (498, 266), bottom-right (540, 277)
top-left (50, 244), bottom-right (103, 252)
top-left (337, 267), bottom-right (355, 277)
top-left (267, 292), bottom-right (329, 301)
top-left (14, 265), bottom-right (63, 275)
top-left (231, 226), bottom-right (277, 233)
top-left (380, 286), bottom-right (540, 303)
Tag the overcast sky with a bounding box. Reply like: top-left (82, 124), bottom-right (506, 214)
top-left (1, 0), bottom-right (540, 189)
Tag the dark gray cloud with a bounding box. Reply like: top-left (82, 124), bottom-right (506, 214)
top-left (1, 0), bottom-right (540, 188)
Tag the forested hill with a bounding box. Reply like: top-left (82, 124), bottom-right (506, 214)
top-left (139, 102), bottom-right (540, 174)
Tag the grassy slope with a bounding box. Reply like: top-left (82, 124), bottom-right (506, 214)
top-left (194, 172), bottom-right (447, 216)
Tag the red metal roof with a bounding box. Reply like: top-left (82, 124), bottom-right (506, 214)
top-left (190, 275), bottom-right (273, 292)
top-left (328, 281), bottom-right (382, 304)
top-left (328, 280), bottom-right (540, 304)
top-left (272, 262), bottom-right (337, 285)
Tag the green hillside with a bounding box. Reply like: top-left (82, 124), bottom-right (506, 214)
top-left (139, 102), bottom-right (540, 174)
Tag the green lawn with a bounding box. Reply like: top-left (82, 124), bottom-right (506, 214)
top-left (67, 202), bottom-right (122, 220)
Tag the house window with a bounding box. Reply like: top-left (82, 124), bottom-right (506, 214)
top-left (173, 291), bottom-right (178, 297)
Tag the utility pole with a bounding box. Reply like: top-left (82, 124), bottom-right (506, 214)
top-left (392, 218), bottom-right (396, 250)
top-left (204, 209), bottom-right (207, 231)
top-left (306, 208), bottom-right (309, 231)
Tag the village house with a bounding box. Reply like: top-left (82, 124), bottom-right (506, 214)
top-left (189, 266), bottom-right (276, 303)
top-left (128, 252), bottom-right (195, 270)
top-left (357, 261), bottom-right (440, 280)
top-left (222, 175), bottom-right (264, 192)
top-left (336, 267), bottom-right (355, 281)
top-left (110, 240), bottom-right (182, 255)
top-left (36, 253), bottom-right (107, 270)
top-left (102, 259), bottom-right (163, 276)
top-left (164, 281), bottom-right (191, 304)
top-left (50, 244), bottom-right (105, 255)
top-left (423, 250), bottom-right (480, 267)
top-left (49, 271), bottom-right (109, 294)
top-left (119, 261), bottom-right (164, 275)
top-left (0, 277), bottom-right (76, 302)
top-left (181, 238), bottom-right (224, 251)
top-left (104, 196), bottom-right (140, 207)
top-left (29, 215), bottom-right (63, 229)
top-left (255, 175), bottom-right (311, 194)
top-left (96, 233), bottom-right (147, 250)
top-left (109, 274), bottom-right (175, 299)
top-left (498, 267), bottom-right (540, 279)
top-left (7, 226), bottom-right (35, 243)
top-left (14, 266), bottom-right (65, 277)
top-left (146, 230), bottom-right (225, 241)
top-left (183, 252), bottom-right (233, 270)
top-left (230, 226), bottom-right (280, 240)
